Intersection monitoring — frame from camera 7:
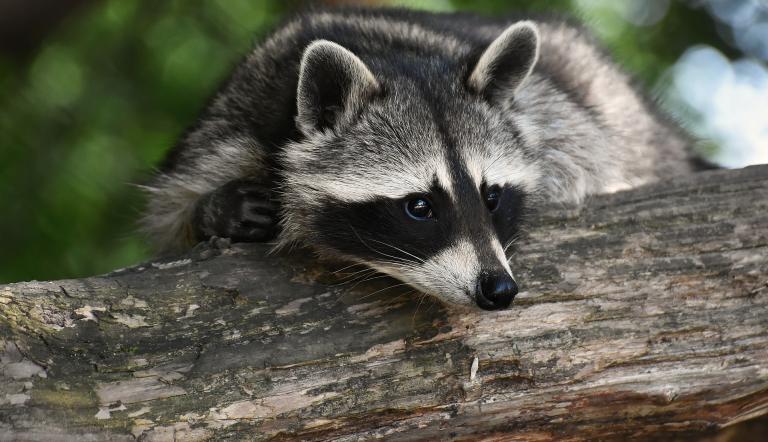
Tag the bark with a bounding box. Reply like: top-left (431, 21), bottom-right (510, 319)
top-left (1, 165), bottom-right (767, 441)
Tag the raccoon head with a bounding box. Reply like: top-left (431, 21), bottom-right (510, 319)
top-left (280, 22), bottom-right (542, 310)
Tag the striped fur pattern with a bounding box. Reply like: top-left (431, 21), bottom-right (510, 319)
top-left (142, 8), bottom-right (697, 308)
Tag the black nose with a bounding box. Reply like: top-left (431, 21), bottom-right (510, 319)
top-left (476, 273), bottom-right (518, 310)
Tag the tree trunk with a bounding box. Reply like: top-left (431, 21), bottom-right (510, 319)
top-left (1, 165), bottom-right (767, 441)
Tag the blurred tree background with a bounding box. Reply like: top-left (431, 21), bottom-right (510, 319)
top-left (1, 0), bottom-right (766, 284)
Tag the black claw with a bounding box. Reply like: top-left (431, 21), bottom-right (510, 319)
top-left (193, 178), bottom-right (279, 243)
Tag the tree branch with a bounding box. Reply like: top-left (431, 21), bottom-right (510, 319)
top-left (2, 165), bottom-right (767, 441)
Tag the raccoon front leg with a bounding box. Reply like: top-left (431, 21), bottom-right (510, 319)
top-left (191, 178), bottom-right (279, 243)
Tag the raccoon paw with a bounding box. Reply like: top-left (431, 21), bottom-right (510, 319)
top-left (193, 178), bottom-right (279, 243)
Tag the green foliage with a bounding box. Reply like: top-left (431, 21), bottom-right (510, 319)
top-left (0, 1), bottom-right (289, 282)
top-left (0, 0), bottom-right (736, 283)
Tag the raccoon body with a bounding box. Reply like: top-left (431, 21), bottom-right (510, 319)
top-left (143, 8), bottom-right (698, 309)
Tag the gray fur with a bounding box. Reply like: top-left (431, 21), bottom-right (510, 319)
top-left (468, 21), bottom-right (540, 99)
top-left (141, 8), bottom-right (697, 307)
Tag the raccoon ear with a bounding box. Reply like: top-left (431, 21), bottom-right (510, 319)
top-left (296, 40), bottom-right (380, 135)
top-left (467, 21), bottom-right (540, 102)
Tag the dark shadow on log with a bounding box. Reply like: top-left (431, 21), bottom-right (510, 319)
top-left (1, 165), bottom-right (767, 441)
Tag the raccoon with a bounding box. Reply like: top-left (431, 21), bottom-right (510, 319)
top-left (142, 8), bottom-right (699, 310)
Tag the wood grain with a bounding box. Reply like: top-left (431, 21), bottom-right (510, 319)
top-left (1, 165), bottom-right (767, 441)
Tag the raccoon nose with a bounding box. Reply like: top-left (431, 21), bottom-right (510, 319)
top-left (476, 273), bottom-right (518, 310)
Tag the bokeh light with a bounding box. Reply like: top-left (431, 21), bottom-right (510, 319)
top-left (670, 46), bottom-right (768, 166)
top-left (574, 0), bottom-right (768, 167)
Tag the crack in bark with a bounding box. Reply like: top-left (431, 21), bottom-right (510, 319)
top-left (0, 166), bottom-right (767, 441)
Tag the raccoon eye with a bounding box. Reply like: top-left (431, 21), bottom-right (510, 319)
top-left (485, 185), bottom-right (501, 212)
top-left (405, 198), bottom-right (434, 220)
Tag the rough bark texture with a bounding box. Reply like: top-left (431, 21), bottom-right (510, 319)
top-left (1, 165), bottom-right (767, 441)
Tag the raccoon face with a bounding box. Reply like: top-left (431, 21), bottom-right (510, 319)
top-left (281, 22), bottom-right (541, 310)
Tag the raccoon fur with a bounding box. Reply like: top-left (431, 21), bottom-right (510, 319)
top-left (142, 8), bottom-right (700, 310)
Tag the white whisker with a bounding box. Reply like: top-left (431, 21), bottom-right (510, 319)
top-left (359, 282), bottom-right (412, 300)
top-left (366, 238), bottom-right (425, 263)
